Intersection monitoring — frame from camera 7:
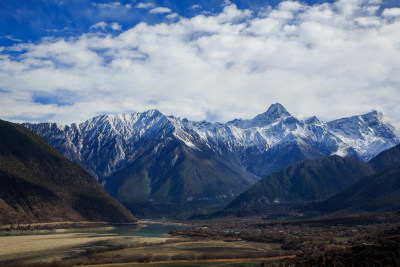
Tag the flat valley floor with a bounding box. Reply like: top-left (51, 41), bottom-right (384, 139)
top-left (1, 213), bottom-right (400, 266)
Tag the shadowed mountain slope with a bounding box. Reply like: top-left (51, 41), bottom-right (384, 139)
top-left (369, 144), bottom-right (400, 171)
top-left (310, 163), bottom-right (400, 214)
top-left (218, 144), bottom-right (400, 218)
top-left (105, 137), bottom-right (255, 219)
top-left (225, 156), bottom-right (374, 210)
top-left (309, 144), bottom-right (400, 214)
top-left (0, 120), bottom-right (137, 225)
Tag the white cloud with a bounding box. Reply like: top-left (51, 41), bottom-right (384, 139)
top-left (110, 22), bottom-right (122, 31)
top-left (0, 35), bottom-right (23, 42)
top-left (166, 13), bottom-right (179, 19)
top-left (135, 2), bottom-right (155, 9)
top-left (1, 1), bottom-right (400, 129)
top-left (382, 8), bottom-right (400, 17)
top-left (90, 21), bottom-right (108, 30)
top-left (90, 22), bottom-right (122, 31)
top-left (149, 7), bottom-right (172, 14)
top-left (93, 2), bottom-right (121, 8)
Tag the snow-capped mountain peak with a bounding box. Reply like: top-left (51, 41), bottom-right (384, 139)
top-left (22, 105), bottom-right (399, 182)
top-left (228, 103), bottom-right (292, 129)
top-left (304, 116), bottom-right (320, 125)
top-left (262, 103), bottom-right (291, 119)
top-left (250, 103), bottom-right (291, 127)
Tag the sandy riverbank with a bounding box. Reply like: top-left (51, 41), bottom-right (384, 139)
top-left (0, 231), bottom-right (171, 264)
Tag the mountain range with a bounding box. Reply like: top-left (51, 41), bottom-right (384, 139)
top-left (23, 103), bottom-right (399, 218)
top-left (0, 119), bottom-right (137, 225)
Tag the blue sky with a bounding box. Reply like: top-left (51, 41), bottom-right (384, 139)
top-left (1, 0), bottom-right (341, 46)
top-left (1, 0), bottom-right (400, 130)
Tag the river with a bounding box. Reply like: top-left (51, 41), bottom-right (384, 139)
top-left (0, 221), bottom-right (183, 237)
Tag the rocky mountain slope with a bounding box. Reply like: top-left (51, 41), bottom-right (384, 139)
top-left (0, 119), bottom-right (137, 224)
top-left (23, 104), bottom-right (399, 181)
top-left (22, 104), bottom-right (399, 218)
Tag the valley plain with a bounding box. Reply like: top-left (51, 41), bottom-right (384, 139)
top-left (1, 212), bottom-right (400, 266)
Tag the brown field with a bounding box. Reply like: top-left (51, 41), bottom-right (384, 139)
top-left (0, 232), bottom-right (170, 265)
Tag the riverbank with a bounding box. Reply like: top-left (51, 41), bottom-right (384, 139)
top-left (0, 221), bottom-right (140, 234)
top-left (0, 230), bottom-right (173, 264)
top-left (0, 221), bottom-right (291, 266)
top-left (0, 221), bottom-right (188, 265)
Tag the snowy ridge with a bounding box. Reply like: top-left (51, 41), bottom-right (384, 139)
top-left (23, 103), bottom-right (399, 181)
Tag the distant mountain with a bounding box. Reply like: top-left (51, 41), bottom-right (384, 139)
top-left (224, 156), bottom-right (374, 210)
top-left (23, 104), bottom-right (399, 182)
top-left (22, 104), bottom-right (399, 218)
top-left (0, 120), bottom-right (137, 225)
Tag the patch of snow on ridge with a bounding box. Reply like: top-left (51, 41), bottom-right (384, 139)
top-left (173, 132), bottom-right (201, 151)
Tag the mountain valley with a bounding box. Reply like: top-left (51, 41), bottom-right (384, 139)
top-left (22, 103), bottom-right (399, 218)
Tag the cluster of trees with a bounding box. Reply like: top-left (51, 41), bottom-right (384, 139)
top-left (171, 212), bottom-right (400, 258)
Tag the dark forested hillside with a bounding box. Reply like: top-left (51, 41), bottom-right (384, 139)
top-left (0, 119), bottom-right (137, 225)
top-left (369, 144), bottom-right (400, 171)
top-left (310, 163), bottom-right (400, 214)
top-left (225, 156), bottom-right (373, 210)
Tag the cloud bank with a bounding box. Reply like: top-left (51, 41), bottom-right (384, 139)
top-left (0, 0), bottom-right (400, 129)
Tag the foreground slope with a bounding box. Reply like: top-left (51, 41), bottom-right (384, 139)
top-left (0, 120), bottom-right (137, 225)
